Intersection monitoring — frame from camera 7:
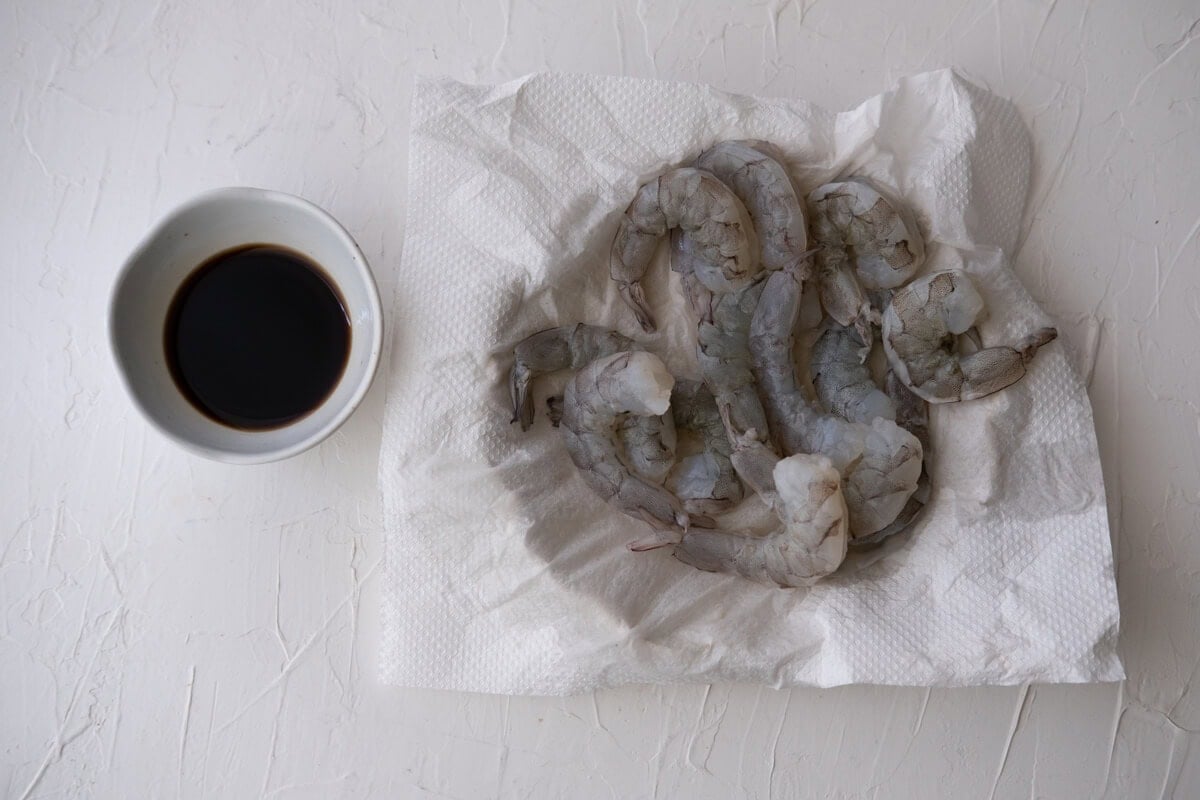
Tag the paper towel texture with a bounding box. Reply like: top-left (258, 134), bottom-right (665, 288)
top-left (379, 70), bottom-right (1123, 694)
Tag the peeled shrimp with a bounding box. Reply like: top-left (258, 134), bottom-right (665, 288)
top-left (694, 140), bottom-right (810, 274)
top-left (881, 270), bottom-right (1058, 404)
top-left (560, 351), bottom-right (696, 549)
top-left (808, 178), bottom-right (925, 347)
top-left (665, 380), bottom-right (744, 515)
top-left (673, 432), bottom-right (848, 587)
top-left (611, 168), bottom-right (760, 332)
top-left (811, 322), bottom-right (897, 424)
top-left (750, 266), bottom-right (923, 537)
top-left (510, 324), bottom-right (635, 430)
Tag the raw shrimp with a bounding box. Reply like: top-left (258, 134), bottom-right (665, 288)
top-left (809, 178), bottom-right (925, 290)
top-left (811, 322), bottom-right (897, 424)
top-left (750, 266), bottom-right (923, 537)
top-left (694, 277), bottom-right (773, 444)
top-left (673, 432), bottom-right (848, 587)
top-left (813, 246), bottom-right (875, 354)
top-left (618, 412), bottom-right (677, 485)
top-left (672, 229), bottom-right (775, 450)
top-left (560, 351), bottom-right (698, 549)
top-left (886, 369), bottom-right (930, 454)
top-left (881, 270), bottom-right (1058, 404)
top-left (850, 371), bottom-right (931, 547)
top-left (665, 380), bottom-right (744, 514)
top-left (510, 324), bottom-right (635, 431)
top-left (611, 168), bottom-right (760, 332)
top-left (561, 379), bottom-right (740, 513)
top-left (548, 396), bottom-right (678, 488)
top-left (519, 326), bottom-right (676, 489)
top-left (808, 178), bottom-right (925, 347)
top-left (665, 142), bottom-right (814, 451)
top-left (675, 141), bottom-right (828, 474)
top-left (694, 140), bottom-right (810, 275)
top-left (810, 324), bottom-right (930, 546)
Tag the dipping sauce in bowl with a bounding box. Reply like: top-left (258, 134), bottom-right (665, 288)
top-left (109, 187), bottom-right (382, 464)
top-left (165, 245), bottom-right (351, 431)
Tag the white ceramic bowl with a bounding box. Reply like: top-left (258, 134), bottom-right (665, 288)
top-left (109, 188), bottom-right (383, 464)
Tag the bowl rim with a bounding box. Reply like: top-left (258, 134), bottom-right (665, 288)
top-left (107, 186), bottom-right (384, 465)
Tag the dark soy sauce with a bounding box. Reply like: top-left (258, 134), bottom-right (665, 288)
top-left (164, 245), bottom-right (350, 430)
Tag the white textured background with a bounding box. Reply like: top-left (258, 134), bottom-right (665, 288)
top-left (1, 0), bottom-right (1196, 797)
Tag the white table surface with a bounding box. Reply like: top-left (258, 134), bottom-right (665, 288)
top-left (3, 0), bottom-right (1197, 797)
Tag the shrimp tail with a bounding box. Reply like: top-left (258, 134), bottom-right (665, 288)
top-left (510, 362), bottom-right (535, 430)
top-left (665, 379), bottom-right (745, 514)
top-left (794, 246), bottom-right (821, 280)
top-left (811, 322), bottom-right (895, 423)
top-left (628, 537), bottom-right (673, 552)
top-left (627, 530), bottom-right (681, 552)
top-left (628, 506), bottom-right (696, 551)
top-left (626, 507), bottom-right (715, 551)
top-left (620, 281), bottom-right (656, 333)
top-left (546, 395), bottom-right (564, 428)
top-left (1018, 327), bottom-right (1058, 360)
top-left (956, 327), bottom-right (1058, 403)
top-left (852, 314), bottom-right (875, 362)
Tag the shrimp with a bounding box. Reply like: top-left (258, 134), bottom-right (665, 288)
top-left (881, 270), bottom-right (1058, 404)
top-left (667, 140), bottom-right (818, 454)
top-left (618, 412), bottom-right (677, 485)
top-left (549, 394), bottom-right (679, 486)
top-left (510, 324), bottom-right (636, 431)
top-left (694, 140), bottom-right (810, 275)
top-left (671, 228), bottom-right (775, 451)
top-left (559, 351), bottom-right (699, 550)
top-left (665, 380), bottom-right (744, 514)
top-left (808, 178), bottom-right (925, 347)
top-left (814, 247), bottom-right (875, 354)
top-left (810, 322), bottom-right (897, 424)
top-left (809, 325), bottom-right (930, 546)
top-left (694, 276), bottom-right (774, 444)
top-left (673, 432), bottom-right (848, 587)
top-left (750, 266), bottom-right (923, 537)
top-left (560, 379), bottom-right (740, 513)
top-left (886, 369), bottom-right (930, 454)
top-left (809, 178), bottom-right (925, 290)
top-left (659, 141), bottom-right (813, 452)
top-left (611, 168), bottom-right (760, 332)
top-left (849, 371), bottom-right (931, 547)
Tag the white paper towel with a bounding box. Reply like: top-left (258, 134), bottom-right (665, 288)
top-left (378, 69), bottom-right (1123, 694)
